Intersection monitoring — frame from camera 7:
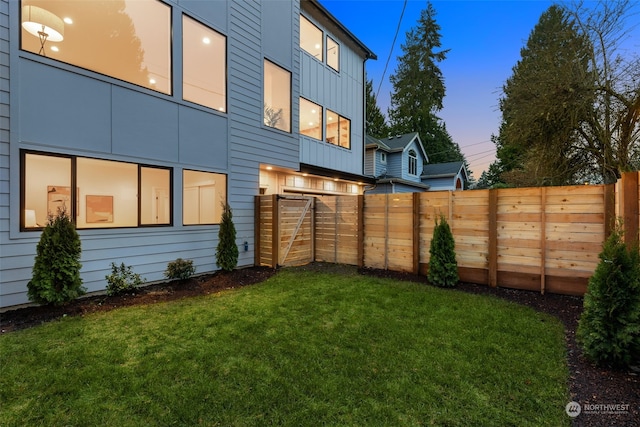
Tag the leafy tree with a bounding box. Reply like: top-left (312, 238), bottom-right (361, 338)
top-left (365, 79), bottom-right (389, 138)
top-left (216, 202), bottom-right (239, 272)
top-left (387, 2), bottom-right (465, 164)
top-left (27, 209), bottom-right (85, 305)
top-left (496, 5), bottom-right (593, 187)
top-left (566, 0), bottom-right (640, 184)
top-left (427, 215), bottom-right (458, 287)
top-left (577, 222), bottom-right (640, 368)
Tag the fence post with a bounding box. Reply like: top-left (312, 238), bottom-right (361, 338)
top-left (413, 192), bottom-right (420, 274)
top-left (540, 187), bottom-right (546, 295)
top-left (357, 195), bottom-right (365, 268)
top-left (620, 172), bottom-right (639, 248)
top-left (254, 196), bottom-right (261, 266)
top-left (271, 194), bottom-right (279, 268)
top-left (488, 189), bottom-right (498, 287)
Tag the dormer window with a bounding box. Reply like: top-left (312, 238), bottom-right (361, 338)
top-left (380, 152), bottom-right (387, 164)
top-left (408, 149), bottom-right (417, 176)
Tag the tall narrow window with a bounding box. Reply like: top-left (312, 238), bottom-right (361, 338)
top-left (263, 59), bottom-right (291, 132)
top-left (183, 170), bottom-right (227, 225)
top-left (300, 15), bottom-right (322, 61)
top-left (23, 153), bottom-right (72, 228)
top-left (141, 167), bottom-right (172, 225)
top-left (326, 36), bottom-right (339, 71)
top-left (299, 98), bottom-right (322, 140)
top-left (326, 110), bottom-right (350, 149)
top-left (408, 150), bottom-right (418, 176)
top-left (183, 15), bottom-right (226, 112)
top-left (20, 0), bottom-right (171, 94)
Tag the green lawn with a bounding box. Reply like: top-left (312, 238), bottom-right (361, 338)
top-left (0, 267), bottom-right (569, 426)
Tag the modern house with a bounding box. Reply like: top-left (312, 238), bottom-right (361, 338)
top-left (422, 161), bottom-right (468, 191)
top-left (364, 133), bottom-right (431, 193)
top-left (0, 0), bottom-right (375, 308)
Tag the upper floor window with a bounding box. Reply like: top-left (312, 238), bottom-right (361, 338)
top-left (299, 97), bottom-right (322, 140)
top-left (21, 0), bottom-right (171, 94)
top-left (182, 14), bottom-right (226, 112)
top-left (380, 152), bottom-right (387, 164)
top-left (263, 59), bottom-right (291, 132)
top-left (408, 149), bottom-right (418, 176)
top-left (326, 36), bottom-right (339, 71)
top-left (326, 110), bottom-right (350, 149)
top-left (300, 15), bottom-right (322, 60)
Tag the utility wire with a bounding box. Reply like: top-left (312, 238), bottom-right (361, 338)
top-left (375, 0), bottom-right (408, 101)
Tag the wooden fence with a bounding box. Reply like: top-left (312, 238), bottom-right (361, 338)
top-left (255, 172), bottom-right (640, 296)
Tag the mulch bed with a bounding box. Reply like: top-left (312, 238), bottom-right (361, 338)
top-left (1, 263), bottom-right (638, 426)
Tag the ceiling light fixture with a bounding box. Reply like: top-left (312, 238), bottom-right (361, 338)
top-left (22, 5), bottom-right (65, 56)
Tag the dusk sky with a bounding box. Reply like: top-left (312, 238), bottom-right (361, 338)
top-left (321, 0), bottom-right (638, 180)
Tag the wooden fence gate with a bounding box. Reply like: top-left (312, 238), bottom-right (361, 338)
top-left (255, 195), bottom-right (315, 267)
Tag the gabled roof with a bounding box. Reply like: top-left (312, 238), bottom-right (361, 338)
top-left (366, 132), bottom-right (429, 161)
top-left (422, 161), bottom-right (467, 179)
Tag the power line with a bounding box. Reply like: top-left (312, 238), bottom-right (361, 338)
top-left (375, 0), bottom-right (408, 101)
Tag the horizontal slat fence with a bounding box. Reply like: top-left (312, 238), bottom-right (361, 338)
top-left (255, 172), bottom-right (640, 296)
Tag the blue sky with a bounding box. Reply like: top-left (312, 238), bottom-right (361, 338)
top-left (320, 0), bottom-right (559, 179)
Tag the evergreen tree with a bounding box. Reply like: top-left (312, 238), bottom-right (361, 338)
top-left (577, 223), bottom-right (640, 368)
top-left (427, 215), bottom-right (458, 287)
top-left (365, 79), bottom-right (389, 138)
top-left (387, 2), bottom-right (464, 164)
top-left (216, 202), bottom-right (239, 272)
top-left (497, 5), bottom-right (593, 187)
top-left (27, 208), bottom-right (85, 305)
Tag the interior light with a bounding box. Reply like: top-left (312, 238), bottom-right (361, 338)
top-left (308, 122), bottom-right (314, 126)
top-left (149, 78), bottom-right (156, 85)
top-left (314, 43), bottom-right (321, 49)
top-left (22, 5), bottom-right (64, 55)
top-left (50, 45), bottom-right (59, 52)
top-left (218, 107), bottom-right (225, 112)
top-left (311, 109), bottom-right (316, 114)
top-left (266, 166), bottom-right (273, 170)
top-left (63, 17), bottom-right (73, 25)
top-left (202, 37), bottom-right (211, 45)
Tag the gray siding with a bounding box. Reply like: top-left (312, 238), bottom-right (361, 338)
top-left (0, 0), bottom-right (301, 308)
top-left (0, 0), bottom-right (9, 302)
top-left (298, 11), bottom-right (364, 176)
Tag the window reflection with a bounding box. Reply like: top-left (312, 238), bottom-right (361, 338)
top-left (21, 0), bottom-right (171, 94)
top-left (263, 59), bottom-right (291, 132)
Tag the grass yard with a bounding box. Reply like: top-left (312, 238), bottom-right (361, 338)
top-left (0, 268), bottom-right (569, 426)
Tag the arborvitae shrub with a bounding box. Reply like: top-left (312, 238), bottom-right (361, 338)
top-left (165, 258), bottom-right (196, 280)
top-left (27, 208), bottom-right (85, 305)
top-left (427, 214), bottom-right (458, 288)
top-left (577, 224), bottom-right (640, 368)
top-left (216, 202), bottom-right (239, 272)
top-left (105, 262), bottom-right (146, 296)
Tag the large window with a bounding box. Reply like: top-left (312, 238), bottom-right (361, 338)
top-left (408, 149), bottom-right (418, 176)
top-left (263, 59), bottom-right (291, 132)
top-left (22, 152), bottom-right (172, 229)
top-left (299, 98), bottom-right (322, 140)
top-left (183, 170), bottom-right (227, 225)
top-left (325, 110), bottom-right (350, 149)
top-left (326, 36), bottom-right (339, 71)
top-left (182, 15), bottom-right (226, 112)
top-left (21, 0), bottom-right (171, 94)
top-left (300, 15), bottom-right (322, 60)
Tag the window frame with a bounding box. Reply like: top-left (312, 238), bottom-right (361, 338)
top-left (21, 150), bottom-right (173, 231)
top-left (182, 168), bottom-right (228, 226)
top-left (300, 14), bottom-right (323, 62)
top-left (326, 35), bottom-right (340, 72)
top-left (408, 149), bottom-right (418, 176)
top-left (263, 58), bottom-right (292, 133)
top-left (299, 97), bottom-right (323, 140)
top-left (182, 13), bottom-right (227, 112)
top-left (325, 109), bottom-right (351, 149)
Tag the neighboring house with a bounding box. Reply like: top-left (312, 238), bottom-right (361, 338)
top-left (0, 0), bottom-right (374, 308)
top-left (365, 133), bottom-right (430, 193)
top-left (422, 161), bottom-right (468, 191)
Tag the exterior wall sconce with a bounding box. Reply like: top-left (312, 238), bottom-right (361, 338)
top-left (22, 5), bottom-right (65, 56)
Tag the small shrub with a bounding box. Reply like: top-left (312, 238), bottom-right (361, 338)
top-left (105, 262), bottom-right (146, 296)
top-left (427, 214), bottom-right (458, 288)
top-left (216, 202), bottom-right (239, 272)
top-left (165, 258), bottom-right (196, 280)
top-left (27, 208), bottom-right (86, 305)
top-left (577, 222), bottom-right (640, 368)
